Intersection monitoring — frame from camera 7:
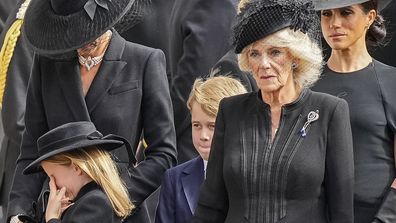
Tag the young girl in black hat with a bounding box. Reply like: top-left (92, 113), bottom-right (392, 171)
top-left (312, 0), bottom-right (396, 222)
top-left (23, 121), bottom-right (134, 223)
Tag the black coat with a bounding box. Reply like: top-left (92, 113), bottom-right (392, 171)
top-left (0, 0), bottom-right (33, 215)
top-left (47, 182), bottom-right (120, 223)
top-left (0, 0), bottom-right (16, 33)
top-left (193, 89), bottom-right (354, 223)
top-left (7, 31), bottom-right (177, 222)
top-left (212, 49), bottom-right (258, 92)
top-left (120, 0), bottom-right (175, 81)
top-left (168, 0), bottom-right (237, 162)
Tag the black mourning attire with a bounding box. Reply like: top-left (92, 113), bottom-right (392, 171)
top-left (193, 89), bottom-right (354, 223)
top-left (312, 60), bottom-right (396, 223)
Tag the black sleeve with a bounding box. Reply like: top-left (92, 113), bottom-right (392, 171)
top-left (371, 64), bottom-right (396, 222)
top-left (127, 49), bottom-right (177, 204)
top-left (372, 188), bottom-right (396, 223)
top-left (170, 0), bottom-right (236, 135)
top-left (325, 100), bottom-right (354, 223)
top-left (7, 53), bottom-right (48, 219)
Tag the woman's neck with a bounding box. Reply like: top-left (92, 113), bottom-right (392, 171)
top-left (261, 85), bottom-right (300, 108)
top-left (78, 31), bottom-right (112, 58)
top-left (327, 42), bottom-right (372, 73)
top-left (91, 38), bottom-right (110, 57)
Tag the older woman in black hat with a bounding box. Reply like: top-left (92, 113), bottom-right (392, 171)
top-left (192, 0), bottom-right (354, 222)
top-left (23, 121), bottom-right (134, 223)
top-left (311, 0), bottom-right (396, 222)
top-left (6, 0), bottom-right (176, 222)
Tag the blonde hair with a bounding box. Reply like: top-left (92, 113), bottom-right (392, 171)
top-left (237, 0), bottom-right (249, 13)
top-left (187, 76), bottom-right (247, 117)
top-left (44, 147), bottom-right (134, 219)
top-left (238, 28), bottom-right (323, 88)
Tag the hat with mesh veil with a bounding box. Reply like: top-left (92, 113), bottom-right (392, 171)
top-left (22, 0), bottom-right (148, 55)
top-left (233, 0), bottom-right (321, 54)
top-left (313, 0), bottom-right (392, 11)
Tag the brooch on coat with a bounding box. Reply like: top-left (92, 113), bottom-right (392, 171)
top-left (300, 110), bottom-right (319, 137)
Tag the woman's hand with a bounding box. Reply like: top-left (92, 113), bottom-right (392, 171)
top-left (45, 176), bottom-right (73, 222)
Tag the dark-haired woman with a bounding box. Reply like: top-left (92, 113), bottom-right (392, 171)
top-left (312, 0), bottom-right (396, 222)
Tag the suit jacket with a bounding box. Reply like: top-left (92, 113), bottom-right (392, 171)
top-left (119, 4), bottom-right (177, 221)
top-left (156, 156), bottom-right (204, 223)
top-left (212, 49), bottom-right (258, 92)
top-left (120, 0), bottom-right (175, 81)
top-left (0, 0), bottom-right (16, 33)
top-left (193, 89), bottom-right (354, 223)
top-left (168, 0), bottom-right (237, 163)
top-left (0, 0), bottom-right (33, 214)
top-left (47, 182), bottom-right (120, 223)
top-left (7, 31), bottom-right (177, 222)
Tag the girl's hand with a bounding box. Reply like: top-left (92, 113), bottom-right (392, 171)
top-left (45, 176), bottom-right (73, 222)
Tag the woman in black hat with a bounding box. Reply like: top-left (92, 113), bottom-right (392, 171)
top-left (6, 0), bottom-right (177, 222)
top-left (23, 121), bottom-right (133, 223)
top-left (311, 0), bottom-right (396, 222)
top-left (192, 0), bottom-right (354, 222)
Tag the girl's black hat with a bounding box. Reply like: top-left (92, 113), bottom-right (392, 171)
top-left (23, 121), bottom-right (129, 174)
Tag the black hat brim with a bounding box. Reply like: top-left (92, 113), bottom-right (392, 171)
top-left (23, 139), bottom-right (123, 174)
top-left (314, 0), bottom-right (392, 11)
top-left (23, 0), bottom-right (135, 55)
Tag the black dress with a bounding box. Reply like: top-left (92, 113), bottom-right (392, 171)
top-left (193, 89), bottom-right (354, 223)
top-left (312, 60), bottom-right (396, 223)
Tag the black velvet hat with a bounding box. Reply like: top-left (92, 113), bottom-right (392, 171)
top-left (233, 0), bottom-right (320, 53)
top-left (22, 0), bottom-right (139, 55)
top-left (23, 121), bottom-right (126, 174)
top-left (313, 0), bottom-right (392, 11)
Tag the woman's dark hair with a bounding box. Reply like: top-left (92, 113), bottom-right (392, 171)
top-left (361, 0), bottom-right (387, 47)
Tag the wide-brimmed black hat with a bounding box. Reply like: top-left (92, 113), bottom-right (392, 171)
top-left (114, 0), bottom-right (152, 34)
top-left (24, 121), bottom-right (126, 174)
top-left (22, 0), bottom-right (142, 55)
top-left (313, 0), bottom-right (392, 11)
top-left (233, 0), bottom-right (320, 53)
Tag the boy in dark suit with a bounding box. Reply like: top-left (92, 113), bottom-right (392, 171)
top-left (155, 76), bottom-right (247, 223)
top-left (168, 0), bottom-right (238, 163)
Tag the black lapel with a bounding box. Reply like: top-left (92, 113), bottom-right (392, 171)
top-left (55, 59), bottom-right (91, 121)
top-left (181, 157), bottom-right (205, 214)
top-left (85, 31), bottom-right (127, 114)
